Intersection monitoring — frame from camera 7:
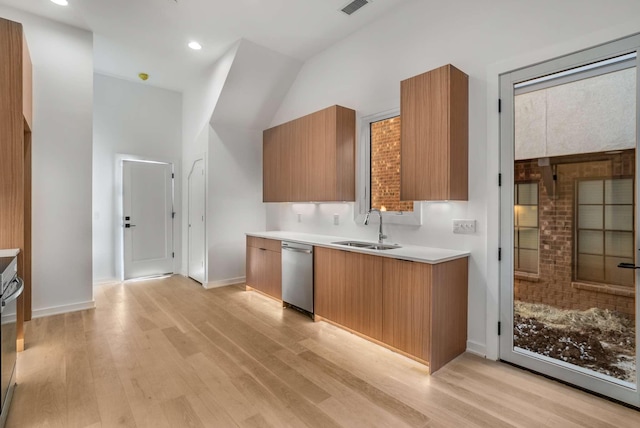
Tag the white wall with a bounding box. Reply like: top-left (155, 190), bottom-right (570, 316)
top-left (93, 74), bottom-right (182, 282)
top-left (182, 40), bottom-right (300, 287)
top-left (206, 125), bottom-right (265, 285)
top-left (181, 43), bottom-right (238, 280)
top-left (268, 0), bottom-right (640, 358)
top-left (0, 7), bottom-right (94, 317)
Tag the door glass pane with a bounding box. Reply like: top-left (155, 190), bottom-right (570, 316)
top-left (578, 205), bottom-right (603, 229)
top-left (513, 63), bottom-right (636, 386)
top-left (579, 230), bottom-right (603, 255)
top-left (605, 205), bottom-right (633, 231)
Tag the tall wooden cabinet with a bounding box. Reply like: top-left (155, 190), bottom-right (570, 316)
top-left (263, 105), bottom-right (355, 202)
top-left (1, 18), bottom-right (33, 351)
top-left (400, 64), bottom-right (468, 201)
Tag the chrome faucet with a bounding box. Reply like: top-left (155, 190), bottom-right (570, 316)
top-left (364, 208), bottom-right (387, 244)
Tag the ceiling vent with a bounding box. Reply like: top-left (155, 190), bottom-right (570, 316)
top-left (341, 0), bottom-right (370, 16)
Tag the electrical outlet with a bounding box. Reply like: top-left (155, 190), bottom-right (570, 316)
top-left (297, 213), bottom-right (302, 223)
top-left (453, 219), bottom-right (476, 234)
top-left (333, 214), bottom-right (340, 225)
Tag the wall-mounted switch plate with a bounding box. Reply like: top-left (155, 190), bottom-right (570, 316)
top-left (333, 214), bottom-right (339, 225)
top-left (297, 213), bottom-right (302, 223)
top-left (453, 219), bottom-right (476, 234)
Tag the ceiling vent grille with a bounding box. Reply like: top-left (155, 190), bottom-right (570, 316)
top-left (341, 0), bottom-right (370, 16)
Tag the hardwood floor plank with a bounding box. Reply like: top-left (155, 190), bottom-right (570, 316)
top-left (7, 276), bottom-right (640, 428)
top-left (298, 350), bottom-right (430, 427)
top-left (162, 395), bottom-right (205, 428)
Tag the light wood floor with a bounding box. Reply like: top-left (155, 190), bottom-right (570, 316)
top-left (6, 275), bottom-right (640, 427)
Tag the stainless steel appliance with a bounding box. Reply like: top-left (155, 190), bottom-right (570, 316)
top-left (1, 256), bottom-right (22, 428)
top-left (281, 241), bottom-right (314, 318)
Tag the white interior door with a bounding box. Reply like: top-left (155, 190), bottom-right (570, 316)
top-left (188, 159), bottom-right (205, 284)
top-left (123, 160), bottom-right (174, 280)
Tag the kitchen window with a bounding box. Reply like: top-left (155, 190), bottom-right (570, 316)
top-left (575, 177), bottom-right (635, 286)
top-left (514, 182), bottom-right (539, 274)
top-left (357, 109), bottom-right (422, 225)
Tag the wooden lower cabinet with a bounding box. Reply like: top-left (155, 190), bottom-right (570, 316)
top-left (315, 247), bottom-right (383, 340)
top-left (382, 259), bottom-right (432, 361)
top-left (315, 247), bottom-right (468, 374)
top-left (314, 247), bottom-right (346, 324)
top-left (246, 237), bottom-right (281, 300)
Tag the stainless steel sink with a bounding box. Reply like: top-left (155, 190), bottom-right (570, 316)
top-left (332, 241), bottom-right (401, 251)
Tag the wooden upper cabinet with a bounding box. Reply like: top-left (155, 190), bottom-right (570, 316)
top-left (263, 105), bottom-right (355, 202)
top-left (400, 64), bottom-right (468, 201)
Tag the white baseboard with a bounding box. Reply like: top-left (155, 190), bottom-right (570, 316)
top-left (204, 276), bottom-right (246, 289)
top-left (93, 278), bottom-right (120, 286)
top-left (466, 340), bottom-right (487, 358)
top-left (32, 300), bottom-right (96, 319)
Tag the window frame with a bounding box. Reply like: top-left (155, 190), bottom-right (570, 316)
top-left (514, 181), bottom-right (540, 275)
top-left (355, 108), bottom-right (422, 226)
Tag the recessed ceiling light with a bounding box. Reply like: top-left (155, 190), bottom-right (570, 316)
top-left (188, 41), bottom-right (202, 50)
top-left (50, 0), bottom-right (69, 6)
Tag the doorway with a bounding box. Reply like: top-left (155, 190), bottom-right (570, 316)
top-left (500, 35), bottom-right (640, 405)
top-left (122, 159), bottom-right (174, 280)
top-left (188, 159), bottom-right (206, 284)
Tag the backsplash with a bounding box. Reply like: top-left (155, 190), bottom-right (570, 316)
top-left (265, 201), bottom-right (475, 250)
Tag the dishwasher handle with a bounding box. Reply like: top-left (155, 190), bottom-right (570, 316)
top-left (282, 246), bottom-right (312, 254)
top-left (1, 277), bottom-right (24, 307)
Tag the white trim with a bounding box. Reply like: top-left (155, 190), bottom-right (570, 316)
top-left (355, 109), bottom-right (422, 226)
top-left (204, 276), bottom-right (246, 289)
top-left (32, 300), bottom-right (96, 319)
top-left (187, 157), bottom-right (207, 285)
top-left (92, 278), bottom-right (120, 286)
top-left (466, 340), bottom-right (487, 358)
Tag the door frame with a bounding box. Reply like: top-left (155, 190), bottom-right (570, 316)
top-left (187, 157), bottom-right (207, 284)
top-left (115, 154), bottom-right (176, 281)
top-left (499, 34), bottom-right (640, 406)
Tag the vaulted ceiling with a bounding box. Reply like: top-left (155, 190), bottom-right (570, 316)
top-left (0, 0), bottom-right (414, 91)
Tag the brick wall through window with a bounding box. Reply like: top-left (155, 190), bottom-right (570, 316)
top-left (370, 117), bottom-right (413, 212)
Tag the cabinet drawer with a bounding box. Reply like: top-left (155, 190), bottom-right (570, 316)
top-left (246, 236), bottom-right (281, 252)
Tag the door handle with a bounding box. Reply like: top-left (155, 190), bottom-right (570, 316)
top-left (617, 262), bottom-right (640, 269)
top-left (282, 247), bottom-right (312, 254)
top-left (125, 224), bottom-right (137, 228)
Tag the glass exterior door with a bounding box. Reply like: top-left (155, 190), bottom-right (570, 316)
top-left (500, 37), bottom-right (640, 406)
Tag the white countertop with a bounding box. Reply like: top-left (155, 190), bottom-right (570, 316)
top-left (246, 231), bottom-right (469, 264)
top-left (0, 248), bottom-right (20, 257)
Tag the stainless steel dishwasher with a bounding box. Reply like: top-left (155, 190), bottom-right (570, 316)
top-left (281, 241), bottom-right (313, 318)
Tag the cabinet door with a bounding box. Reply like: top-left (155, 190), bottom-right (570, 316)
top-left (263, 127), bottom-right (286, 202)
top-left (290, 117), bottom-right (309, 202)
top-left (343, 252), bottom-right (383, 340)
top-left (265, 249), bottom-right (282, 300)
top-left (400, 64), bottom-right (468, 201)
top-left (246, 246), bottom-right (266, 292)
top-left (314, 247), bottom-right (346, 324)
top-left (307, 107), bottom-right (332, 201)
top-left (382, 258), bottom-right (432, 361)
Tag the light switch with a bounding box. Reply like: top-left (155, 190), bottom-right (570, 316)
top-left (453, 219), bottom-right (476, 234)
